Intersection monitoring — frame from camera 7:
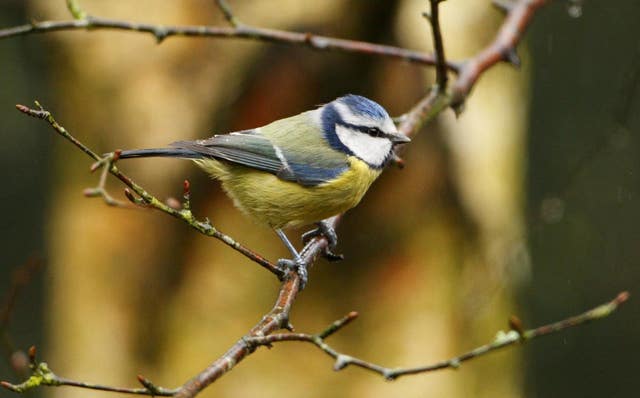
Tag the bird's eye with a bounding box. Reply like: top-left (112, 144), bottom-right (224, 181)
top-left (367, 127), bottom-right (384, 138)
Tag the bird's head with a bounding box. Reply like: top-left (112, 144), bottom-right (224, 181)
top-left (319, 94), bottom-right (410, 168)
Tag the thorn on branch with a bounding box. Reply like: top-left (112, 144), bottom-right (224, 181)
top-left (451, 100), bottom-right (465, 117)
top-left (383, 370), bottom-right (398, 381)
top-left (333, 354), bottom-right (350, 371)
top-left (502, 48), bottom-right (521, 67)
top-left (137, 375), bottom-right (162, 395)
top-left (317, 311), bottom-right (358, 339)
top-left (124, 188), bottom-right (149, 207)
top-left (153, 27), bottom-right (168, 44)
top-left (85, 152), bottom-right (131, 208)
top-left (492, 0), bottom-right (516, 13)
top-left (283, 317), bottom-right (295, 332)
top-left (66, 0), bottom-right (87, 20)
top-left (215, 0), bottom-right (242, 27)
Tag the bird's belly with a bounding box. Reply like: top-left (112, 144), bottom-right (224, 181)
top-left (218, 158), bottom-right (381, 229)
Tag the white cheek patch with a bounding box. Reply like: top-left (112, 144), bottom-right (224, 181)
top-left (335, 125), bottom-right (392, 167)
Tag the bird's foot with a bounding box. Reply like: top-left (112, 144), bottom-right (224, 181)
top-left (301, 221), bottom-right (344, 262)
top-left (277, 257), bottom-right (308, 289)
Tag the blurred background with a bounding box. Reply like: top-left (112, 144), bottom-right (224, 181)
top-left (0, 1), bottom-right (638, 398)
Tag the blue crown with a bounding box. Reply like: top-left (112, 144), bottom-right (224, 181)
top-left (338, 94), bottom-right (388, 120)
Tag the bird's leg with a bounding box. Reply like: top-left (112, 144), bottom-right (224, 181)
top-left (275, 228), bottom-right (308, 289)
top-left (301, 220), bottom-right (344, 261)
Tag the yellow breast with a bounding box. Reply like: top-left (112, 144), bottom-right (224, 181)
top-left (196, 156), bottom-right (381, 228)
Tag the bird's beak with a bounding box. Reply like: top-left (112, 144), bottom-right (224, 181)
top-left (389, 132), bottom-right (411, 144)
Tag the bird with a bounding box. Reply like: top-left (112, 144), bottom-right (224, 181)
top-left (117, 94), bottom-right (410, 287)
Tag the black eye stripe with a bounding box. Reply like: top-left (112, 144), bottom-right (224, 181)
top-left (366, 127), bottom-right (385, 138)
top-left (336, 122), bottom-right (387, 138)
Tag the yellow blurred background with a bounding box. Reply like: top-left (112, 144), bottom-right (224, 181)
top-left (1, 1), bottom-right (638, 398)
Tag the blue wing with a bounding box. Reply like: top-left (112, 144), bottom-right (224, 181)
top-left (171, 130), bottom-right (348, 187)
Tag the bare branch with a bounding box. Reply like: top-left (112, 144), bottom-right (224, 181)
top-left (451, 0), bottom-right (548, 109)
top-left (492, 0), bottom-right (516, 13)
top-left (14, 103), bottom-right (284, 279)
top-left (1, 347), bottom-right (178, 396)
top-left (0, 15), bottom-right (459, 71)
top-left (244, 292), bottom-right (630, 380)
top-left (2, 3), bottom-right (608, 398)
top-left (428, 0), bottom-right (449, 93)
top-left (174, 276), bottom-right (302, 398)
top-left (214, 0), bottom-right (242, 28)
top-left (65, 0), bottom-right (87, 20)
top-left (0, 0), bottom-right (548, 115)
top-left (82, 151), bottom-right (132, 208)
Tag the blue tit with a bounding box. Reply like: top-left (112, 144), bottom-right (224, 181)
top-left (118, 94), bottom-right (410, 286)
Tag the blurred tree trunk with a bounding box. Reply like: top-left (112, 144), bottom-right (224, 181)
top-left (526, 2), bottom-right (640, 397)
top-left (34, 1), bottom-right (527, 398)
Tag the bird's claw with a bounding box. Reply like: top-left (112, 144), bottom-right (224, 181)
top-left (324, 250), bottom-right (344, 262)
top-left (301, 221), bottom-right (344, 261)
top-left (277, 257), bottom-right (308, 289)
top-left (302, 221), bottom-right (337, 248)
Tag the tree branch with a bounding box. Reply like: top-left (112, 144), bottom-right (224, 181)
top-left (0, 11), bottom-right (460, 72)
top-left (0, 346), bottom-right (178, 396)
top-left (14, 103), bottom-right (284, 280)
top-left (428, 0), bottom-right (449, 93)
top-left (214, 0), bottom-right (242, 28)
top-left (1, 291), bottom-right (629, 395)
top-left (2, 2), bottom-right (608, 398)
top-left (245, 291), bottom-right (630, 380)
top-left (450, 0), bottom-right (548, 109)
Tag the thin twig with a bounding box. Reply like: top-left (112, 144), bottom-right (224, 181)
top-left (174, 275), bottom-right (301, 398)
top-left (0, 16), bottom-right (459, 71)
top-left (0, 274), bottom-right (302, 397)
top-left (65, 0), bottom-right (86, 20)
top-left (7, 291), bottom-right (627, 395)
top-left (428, 0), bottom-right (449, 93)
top-left (450, 0), bottom-right (548, 109)
top-left (14, 103), bottom-right (284, 279)
top-left (83, 151), bottom-right (132, 208)
top-left (245, 292), bottom-right (630, 380)
top-left (2, 2), bottom-right (581, 398)
top-left (1, 347), bottom-right (178, 396)
top-left (214, 0), bottom-right (241, 27)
